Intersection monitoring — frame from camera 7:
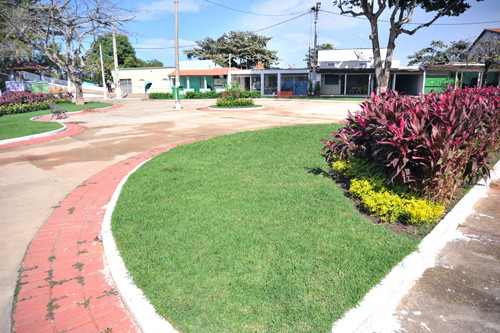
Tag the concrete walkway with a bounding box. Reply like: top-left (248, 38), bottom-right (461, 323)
top-left (0, 98), bottom-right (356, 333)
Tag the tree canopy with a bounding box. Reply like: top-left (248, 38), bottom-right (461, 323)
top-left (304, 43), bottom-right (334, 67)
top-left (85, 33), bottom-right (163, 84)
top-left (333, 0), bottom-right (480, 93)
top-left (0, 0), bottom-right (131, 104)
top-left (407, 40), bottom-right (470, 66)
top-left (469, 34), bottom-right (500, 86)
top-left (184, 31), bottom-right (279, 69)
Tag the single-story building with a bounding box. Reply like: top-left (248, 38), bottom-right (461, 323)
top-left (228, 68), bottom-right (310, 96)
top-left (168, 68), bottom-right (230, 92)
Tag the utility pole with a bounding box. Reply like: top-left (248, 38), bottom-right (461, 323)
top-left (99, 43), bottom-right (107, 99)
top-left (312, 2), bottom-right (321, 90)
top-left (111, 9), bottom-right (121, 99)
top-left (174, 0), bottom-right (181, 109)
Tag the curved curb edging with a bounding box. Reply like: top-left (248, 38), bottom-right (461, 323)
top-left (0, 122), bottom-right (67, 145)
top-left (330, 160), bottom-right (500, 333)
top-left (102, 138), bottom-right (213, 333)
top-left (0, 104), bottom-right (122, 149)
top-left (205, 105), bottom-right (266, 111)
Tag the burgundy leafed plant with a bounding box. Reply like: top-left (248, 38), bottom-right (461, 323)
top-left (321, 87), bottom-right (500, 201)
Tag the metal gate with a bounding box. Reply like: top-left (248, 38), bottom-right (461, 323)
top-left (120, 79), bottom-right (132, 94)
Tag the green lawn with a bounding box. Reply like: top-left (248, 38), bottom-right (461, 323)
top-left (112, 124), bottom-right (420, 333)
top-left (0, 102), bottom-right (112, 140)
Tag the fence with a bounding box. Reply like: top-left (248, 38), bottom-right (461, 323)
top-left (19, 71), bottom-right (105, 93)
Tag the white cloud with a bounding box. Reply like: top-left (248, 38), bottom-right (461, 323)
top-left (228, 0), bottom-right (368, 66)
top-left (134, 37), bottom-right (196, 64)
top-left (134, 0), bottom-right (205, 21)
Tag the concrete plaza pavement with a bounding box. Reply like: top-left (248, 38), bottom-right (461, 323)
top-left (0, 98), bottom-right (357, 332)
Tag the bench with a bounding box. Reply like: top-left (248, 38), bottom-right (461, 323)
top-left (274, 91), bottom-right (293, 100)
top-left (49, 102), bottom-right (67, 120)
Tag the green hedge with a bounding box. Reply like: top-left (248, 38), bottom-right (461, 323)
top-left (149, 90), bottom-right (261, 100)
top-left (148, 92), bottom-right (174, 99)
top-left (216, 98), bottom-right (255, 107)
top-left (0, 98), bottom-right (71, 116)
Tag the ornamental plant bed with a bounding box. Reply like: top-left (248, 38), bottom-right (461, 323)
top-left (322, 87), bottom-right (500, 204)
top-left (321, 86), bottom-right (500, 231)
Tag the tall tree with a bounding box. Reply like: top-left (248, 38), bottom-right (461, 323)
top-left (333, 0), bottom-right (479, 93)
top-left (407, 39), bottom-right (469, 65)
top-left (469, 37), bottom-right (500, 87)
top-left (304, 43), bottom-right (334, 67)
top-left (1, 0), bottom-right (131, 104)
top-left (184, 31), bottom-right (279, 69)
top-left (85, 33), bottom-right (138, 84)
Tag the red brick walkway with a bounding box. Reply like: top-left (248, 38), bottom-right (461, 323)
top-left (13, 139), bottom-right (206, 333)
top-left (0, 104), bottom-right (123, 150)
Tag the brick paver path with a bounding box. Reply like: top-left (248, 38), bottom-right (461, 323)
top-left (14, 140), bottom-right (205, 332)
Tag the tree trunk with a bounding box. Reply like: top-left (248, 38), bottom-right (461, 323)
top-left (71, 73), bottom-right (85, 105)
top-left (369, 20), bottom-right (391, 94)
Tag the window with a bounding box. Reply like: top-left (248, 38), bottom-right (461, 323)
top-left (325, 75), bottom-right (338, 85)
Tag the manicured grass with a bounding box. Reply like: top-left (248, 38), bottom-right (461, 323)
top-left (0, 102), bottom-right (112, 140)
top-left (112, 124), bottom-right (420, 333)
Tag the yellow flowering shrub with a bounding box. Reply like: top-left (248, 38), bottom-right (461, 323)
top-left (333, 158), bottom-right (445, 224)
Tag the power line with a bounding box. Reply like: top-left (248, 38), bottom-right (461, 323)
top-left (134, 44), bottom-right (197, 50)
top-left (204, 0), bottom-right (310, 17)
top-left (133, 9), bottom-right (312, 51)
top-left (320, 9), bottom-right (500, 26)
top-left (253, 11), bottom-right (311, 32)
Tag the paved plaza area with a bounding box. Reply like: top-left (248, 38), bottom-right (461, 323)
top-left (0, 98), bottom-right (356, 332)
top-left (1, 98), bottom-right (498, 333)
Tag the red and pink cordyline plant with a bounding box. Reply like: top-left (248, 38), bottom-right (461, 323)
top-left (321, 86), bottom-right (500, 201)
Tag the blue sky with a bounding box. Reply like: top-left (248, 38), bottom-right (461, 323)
top-left (122, 0), bottom-right (500, 67)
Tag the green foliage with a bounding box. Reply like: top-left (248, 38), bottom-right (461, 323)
top-left (304, 43), bottom-right (334, 66)
top-left (149, 90), bottom-right (260, 100)
top-left (407, 40), bottom-right (470, 66)
top-left (85, 34), bottom-right (163, 84)
top-left (112, 124), bottom-right (419, 332)
top-left (0, 91), bottom-right (71, 116)
top-left (215, 81), bottom-right (255, 107)
top-left (184, 31), bottom-right (279, 69)
top-left (332, 157), bottom-right (445, 224)
top-left (148, 92), bottom-right (174, 100)
top-left (322, 87), bottom-right (500, 201)
top-left (184, 90), bottom-right (220, 99)
top-left (216, 97), bottom-right (254, 107)
top-left (314, 82), bottom-right (321, 96)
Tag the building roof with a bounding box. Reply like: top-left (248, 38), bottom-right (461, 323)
top-left (167, 68), bottom-right (232, 77)
top-left (470, 28), bottom-right (500, 48)
top-left (423, 64), bottom-right (492, 72)
top-left (5, 61), bottom-right (47, 71)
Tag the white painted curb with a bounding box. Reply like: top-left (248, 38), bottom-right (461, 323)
top-left (330, 160), bottom-right (500, 333)
top-left (0, 115), bottom-right (67, 146)
top-left (0, 104), bottom-right (115, 146)
top-left (102, 158), bottom-right (179, 333)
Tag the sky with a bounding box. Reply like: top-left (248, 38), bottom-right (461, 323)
top-left (121, 0), bottom-right (500, 68)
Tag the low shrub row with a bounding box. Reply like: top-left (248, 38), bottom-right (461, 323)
top-left (332, 157), bottom-right (445, 224)
top-left (322, 86), bottom-right (500, 202)
top-left (148, 92), bottom-right (173, 99)
top-left (148, 90), bottom-right (261, 100)
top-left (215, 97), bottom-right (255, 107)
top-left (0, 91), bottom-right (72, 116)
